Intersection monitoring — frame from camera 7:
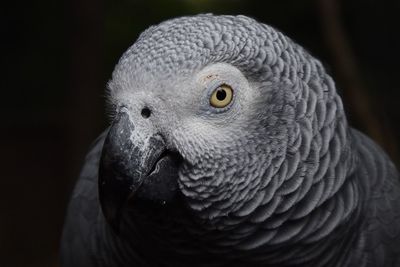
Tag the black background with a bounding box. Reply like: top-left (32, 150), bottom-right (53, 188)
top-left (1, 0), bottom-right (399, 266)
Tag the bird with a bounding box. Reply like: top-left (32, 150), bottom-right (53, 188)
top-left (60, 14), bottom-right (400, 267)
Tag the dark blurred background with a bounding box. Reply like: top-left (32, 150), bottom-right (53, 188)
top-left (1, 0), bottom-right (399, 266)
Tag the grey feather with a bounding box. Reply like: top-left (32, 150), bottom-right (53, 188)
top-left (60, 14), bottom-right (400, 267)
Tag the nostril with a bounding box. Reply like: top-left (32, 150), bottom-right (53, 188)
top-left (141, 107), bottom-right (151, 118)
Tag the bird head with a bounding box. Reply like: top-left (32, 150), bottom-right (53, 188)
top-left (99, 14), bottom-right (352, 235)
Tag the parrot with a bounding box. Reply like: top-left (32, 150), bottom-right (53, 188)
top-left (60, 14), bottom-right (400, 267)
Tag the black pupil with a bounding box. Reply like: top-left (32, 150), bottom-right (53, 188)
top-left (216, 89), bottom-right (227, 101)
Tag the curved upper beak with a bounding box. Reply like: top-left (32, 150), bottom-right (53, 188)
top-left (98, 111), bottom-right (166, 233)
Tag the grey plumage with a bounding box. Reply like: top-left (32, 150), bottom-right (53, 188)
top-left (60, 14), bottom-right (400, 267)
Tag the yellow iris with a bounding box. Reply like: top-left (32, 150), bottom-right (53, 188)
top-left (210, 84), bottom-right (233, 108)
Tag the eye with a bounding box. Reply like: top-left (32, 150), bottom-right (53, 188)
top-left (209, 84), bottom-right (233, 108)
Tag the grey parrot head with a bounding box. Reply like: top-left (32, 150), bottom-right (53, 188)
top-left (99, 14), bottom-right (352, 234)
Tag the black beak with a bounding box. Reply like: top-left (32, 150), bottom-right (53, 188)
top-left (98, 111), bottom-right (168, 233)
